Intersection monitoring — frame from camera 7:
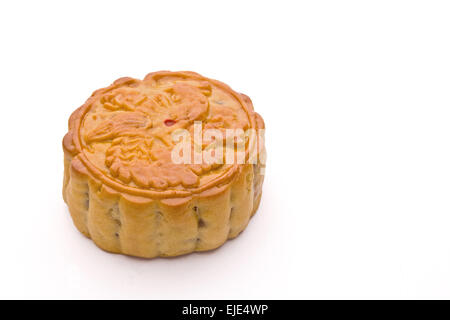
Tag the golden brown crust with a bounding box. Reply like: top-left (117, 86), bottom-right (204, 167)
top-left (63, 71), bottom-right (265, 258)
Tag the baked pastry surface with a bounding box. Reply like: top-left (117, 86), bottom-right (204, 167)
top-left (63, 71), bottom-right (265, 258)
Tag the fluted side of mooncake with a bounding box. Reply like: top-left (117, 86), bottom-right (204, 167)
top-left (63, 154), bottom-right (264, 258)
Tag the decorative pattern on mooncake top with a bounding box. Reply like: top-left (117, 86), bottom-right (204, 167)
top-left (66, 72), bottom-right (255, 193)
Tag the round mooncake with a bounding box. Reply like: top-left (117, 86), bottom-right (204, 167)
top-left (62, 71), bottom-right (265, 258)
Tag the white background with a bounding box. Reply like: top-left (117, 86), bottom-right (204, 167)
top-left (1, 0), bottom-right (450, 299)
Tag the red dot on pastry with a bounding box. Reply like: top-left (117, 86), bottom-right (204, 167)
top-left (164, 119), bottom-right (176, 126)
